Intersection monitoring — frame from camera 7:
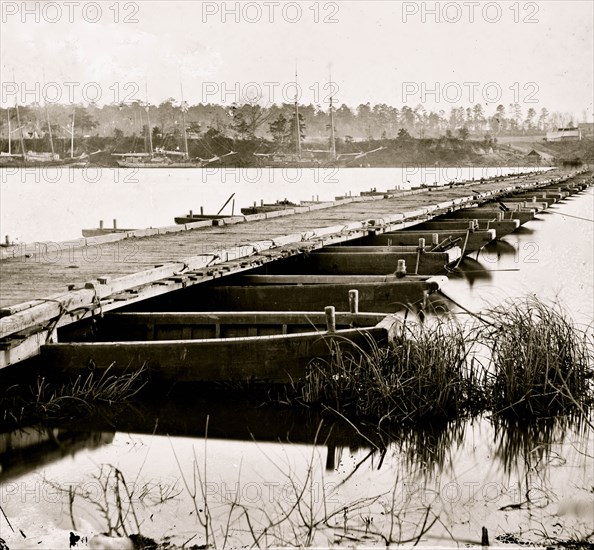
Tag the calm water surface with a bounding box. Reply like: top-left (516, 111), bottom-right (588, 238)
top-left (0, 167), bottom-right (592, 548)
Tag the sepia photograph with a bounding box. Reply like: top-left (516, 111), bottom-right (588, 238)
top-left (0, 1), bottom-right (593, 548)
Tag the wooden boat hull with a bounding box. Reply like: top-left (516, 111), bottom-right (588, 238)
top-left (500, 196), bottom-right (557, 206)
top-left (116, 161), bottom-right (208, 168)
top-left (0, 158), bottom-right (81, 168)
top-left (81, 228), bottom-right (136, 237)
top-left (416, 219), bottom-right (520, 237)
top-left (174, 214), bottom-right (229, 224)
top-left (304, 247), bottom-right (460, 275)
top-left (443, 209), bottom-right (535, 224)
top-left (267, 245), bottom-right (458, 274)
top-left (132, 277), bottom-right (447, 313)
top-left (364, 229), bottom-right (496, 253)
top-left (495, 197), bottom-right (554, 207)
top-left (41, 312), bottom-right (400, 383)
top-left (241, 204), bottom-right (298, 215)
top-left (497, 201), bottom-right (549, 212)
top-left (254, 160), bottom-right (324, 168)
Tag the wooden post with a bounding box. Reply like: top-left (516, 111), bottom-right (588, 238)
top-left (200, 206), bottom-right (204, 216)
top-left (432, 233), bottom-right (439, 246)
top-left (261, 199), bottom-right (264, 206)
top-left (5, 235), bottom-right (10, 246)
top-left (99, 220), bottom-right (104, 230)
top-left (325, 306), bottom-right (336, 333)
top-left (481, 527), bottom-right (489, 547)
top-left (497, 212), bottom-right (504, 221)
top-left (232, 199), bottom-right (235, 216)
top-left (396, 259), bottom-right (407, 278)
top-left (326, 445), bottom-right (336, 471)
top-left (316, 195), bottom-right (319, 202)
top-left (253, 201), bottom-right (256, 208)
top-left (418, 238), bottom-right (425, 250)
top-left (348, 290), bottom-right (359, 314)
top-left (113, 219), bottom-right (117, 229)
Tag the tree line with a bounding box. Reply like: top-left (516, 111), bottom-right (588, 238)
top-left (0, 100), bottom-right (584, 149)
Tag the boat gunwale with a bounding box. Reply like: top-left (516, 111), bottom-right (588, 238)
top-left (47, 312), bottom-right (400, 346)
top-left (107, 310), bottom-right (390, 325)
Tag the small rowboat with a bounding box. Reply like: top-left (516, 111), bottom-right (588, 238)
top-left (41, 310), bottom-right (400, 383)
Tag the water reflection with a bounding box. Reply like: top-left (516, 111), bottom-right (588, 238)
top-left (482, 239), bottom-right (518, 257)
top-left (1, 395), bottom-right (591, 547)
top-left (449, 256), bottom-right (494, 288)
top-left (13, 393), bottom-right (589, 482)
top-left (0, 427), bottom-right (114, 482)
top-left (512, 225), bottom-right (537, 235)
top-left (388, 418), bottom-right (468, 476)
top-left (491, 414), bottom-right (592, 477)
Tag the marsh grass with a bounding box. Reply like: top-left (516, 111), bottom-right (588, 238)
top-left (303, 317), bottom-right (485, 423)
top-left (481, 297), bottom-right (594, 417)
top-left (1, 365), bottom-right (147, 428)
top-left (301, 296), bottom-right (593, 424)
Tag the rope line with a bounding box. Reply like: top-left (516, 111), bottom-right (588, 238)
top-left (437, 290), bottom-right (496, 327)
top-left (546, 211), bottom-right (594, 223)
top-left (454, 229), bottom-right (470, 268)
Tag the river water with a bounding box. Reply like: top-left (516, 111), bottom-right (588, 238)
top-left (0, 166), bottom-right (592, 548)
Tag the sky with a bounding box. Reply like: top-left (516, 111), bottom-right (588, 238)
top-left (0, 0), bottom-right (593, 119)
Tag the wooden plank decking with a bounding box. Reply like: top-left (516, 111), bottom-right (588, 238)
top-left (0, 171), bottom-right (564, 309)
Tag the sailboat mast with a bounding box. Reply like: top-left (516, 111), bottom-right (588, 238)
top-left (70, 109), bottom-right (75, 159)
top-left (15, 103), bottom-right (26, 159)
top-left (294, 70), bottom-right (302, 159)
top-left (330, 86), bottom-right (336, 160)
top-left (145, 84), bottom-right (153, 155)
top-left (45, 105), bottom-right (55, 156)
top-left (42, 71), bottom-right (55, 157)
top-left (7, 108), bottom-right (11, 155)
top-left (180, 83), bottom-right (189, 159)
top-left (13, 71), bottom-right (26, 160)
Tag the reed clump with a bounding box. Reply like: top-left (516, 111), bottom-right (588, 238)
top-left (481, 297), bottom-right (593, 417)
top-left (303, 317), bottom-right (484, 423)
top-left (302, 297), bottom-right (593, 423)
top-left (1, 365), bottom-right (147, 427)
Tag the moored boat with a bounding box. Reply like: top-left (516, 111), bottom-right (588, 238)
top-left (241, 199), bottom-right (299, 215)
top-left (41, 309), bottom-right (400, 383)
top-left (127, 274), bottom-right (447, 313)
top-left (173, 213), bottom-right (229, 224)
top-left (113, 150), bottom-right (237, 168)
